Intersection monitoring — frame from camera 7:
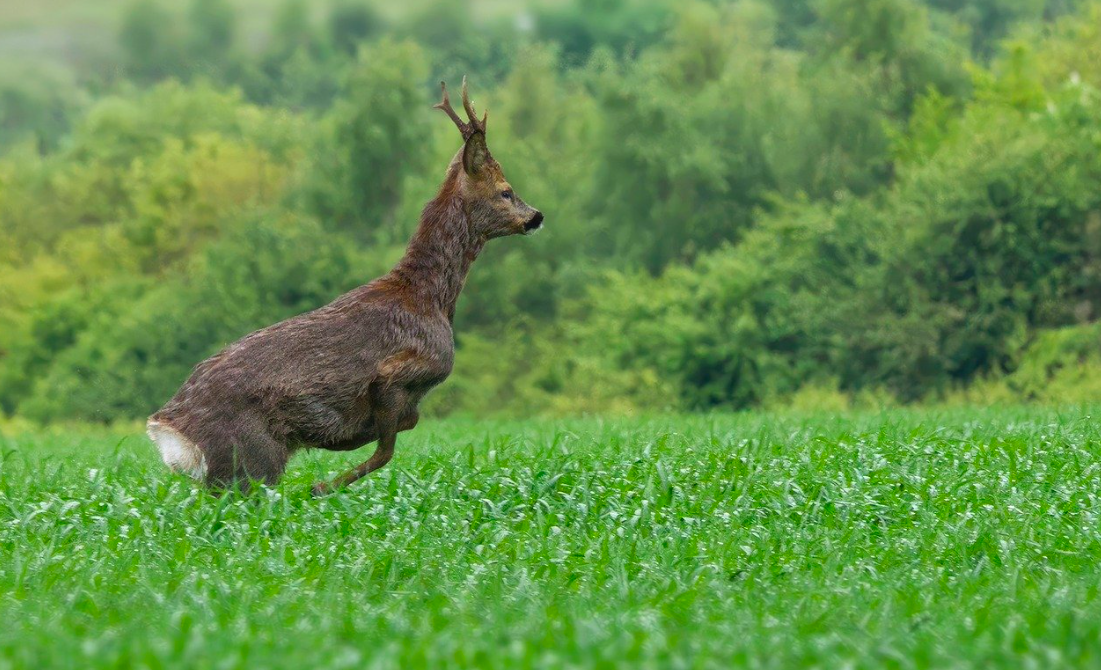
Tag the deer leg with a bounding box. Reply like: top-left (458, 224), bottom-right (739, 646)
top-left (398, 408), bottom-right (419, 432)
top-left (311, 394), bottom-right (405, 496)
top-left (321, 432), bottom-right (377, 452)
top-left (202, 418), bottom-right (289, 492)
top-left (311, 431), bottom-right (395, 496)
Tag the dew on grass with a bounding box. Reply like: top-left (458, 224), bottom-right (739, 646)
top-left (2, 410), bottom-right (1101, 667)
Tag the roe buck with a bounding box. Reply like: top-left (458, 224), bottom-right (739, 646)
top-left (146, 78), bottom-right (543, 495)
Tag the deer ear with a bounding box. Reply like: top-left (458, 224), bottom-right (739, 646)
top-left (462, 133), bottom-right (489, 176)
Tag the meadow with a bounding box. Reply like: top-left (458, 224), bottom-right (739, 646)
top-left (2, 408), bottom-right (1100, 668)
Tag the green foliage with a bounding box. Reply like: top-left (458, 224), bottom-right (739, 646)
top-left (0, 81), bottom-right (305, 362)
top-left (567, 196), bottom-right (882, 409)
top-left (4, 0), bottom-right (1101, 420)
top-left (119, 0), bottom-right (244, 84)
top-left (118, 0), bottom-right (187, 83)
top-left (583, 0), bottom-right (935, 272)
top-left (328, 1), bottom-right (384, 55)
top-left (186, 0), bottom-right (239, 76)
top-left (302, 39), bottom-right (431, 241)
top-left (533, 0), bottom-right (674, 64)
top-left (992, 323), bottom-right (1101, 403)
top-left (926, 0), bottom-right (1076, 55)
top-left (0, 63), bottom-right (88, 154)
top-left (814, 0), bottom-right (972, 116)
top-left (10, 217), bottom-right (367, 423)
top-left (0, 282), bottom-right (148, 416)
top-left (549, 16), bottom-right (1101, 412)
top-left (854, 64), bottom-right (1101, 396)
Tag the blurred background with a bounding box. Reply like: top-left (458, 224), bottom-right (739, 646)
top-left (1, 0), bottom-right (1100, 423)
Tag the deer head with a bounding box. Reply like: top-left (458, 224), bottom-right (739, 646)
top-left (434, 78), bottom-right (543, 238)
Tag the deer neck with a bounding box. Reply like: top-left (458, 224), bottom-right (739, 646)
top-left (393, 189), bottom-right (484, 321)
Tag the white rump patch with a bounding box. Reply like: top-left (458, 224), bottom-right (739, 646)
top-left (147, 420), bottom-right (207, 480)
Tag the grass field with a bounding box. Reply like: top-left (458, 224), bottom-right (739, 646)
top-left (2, 408), bottom-right (1101, 668)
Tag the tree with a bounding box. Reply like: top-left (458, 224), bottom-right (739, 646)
top-left (187, 0), bottom-right (239, 79)
top-left (119, 0), bottom-right (187, 82)
top-left (328, 1), bottom-right (382, 55)
top-left (304, 39), bottom-right (431, 241)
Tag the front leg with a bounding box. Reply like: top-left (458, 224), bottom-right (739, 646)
top-left (321, 432), bottom-right (377, 452)
top-left (311, 391), bottom-right (407, 496)
top-left (310, 430), bottom-right (395, 496)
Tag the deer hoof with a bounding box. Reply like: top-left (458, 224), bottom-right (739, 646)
top-left (311, 481), bottom-right (335, 497)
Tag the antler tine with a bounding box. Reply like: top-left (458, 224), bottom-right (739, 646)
top-left (460, 76), bottom-right (486, 134)
top-left (433, 81), bottom-right (473, 139)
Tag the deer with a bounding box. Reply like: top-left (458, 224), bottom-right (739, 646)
top-left (146, 78), bottom-right (543, 495)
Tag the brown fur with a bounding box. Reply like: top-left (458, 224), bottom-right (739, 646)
top-left (147, 80), bottom-right (542, 493)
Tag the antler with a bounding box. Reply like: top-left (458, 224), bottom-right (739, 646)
top-left (433, 76), bottom-right (487, 141)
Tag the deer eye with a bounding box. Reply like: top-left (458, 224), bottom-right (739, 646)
top-left (501, 190), bottom-right (513, 201)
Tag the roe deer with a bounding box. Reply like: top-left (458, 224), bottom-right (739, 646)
top-left (147, 78), bottom-right (543, 495)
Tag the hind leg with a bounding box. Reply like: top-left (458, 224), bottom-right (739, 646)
top-left (203, 427), bottom-right (289, 491)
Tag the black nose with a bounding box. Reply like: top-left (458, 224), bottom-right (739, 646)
top-left (524, 211), bottom-right (544, 232)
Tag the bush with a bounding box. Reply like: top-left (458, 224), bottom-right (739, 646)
top-left (1004, 323), bottom-right (1101, 403)
top-left (12, 217), bottom-right (369, 423)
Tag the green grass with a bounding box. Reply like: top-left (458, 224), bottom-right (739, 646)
top-left (2, 408), bottom-right (1101, 668)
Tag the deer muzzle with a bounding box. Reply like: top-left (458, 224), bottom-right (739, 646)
top-left (524, 211), bottom-right (544, 234)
